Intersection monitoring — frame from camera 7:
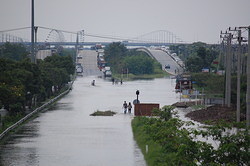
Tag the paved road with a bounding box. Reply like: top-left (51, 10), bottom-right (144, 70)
top-left (148, 49), bottom-right (183, 75)
top-left (0, 49), bottom-right (150, 166)
top-left (77, 50), bottom-right (103, 76)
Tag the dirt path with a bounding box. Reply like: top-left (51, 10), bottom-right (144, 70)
top-left (186, 105), bottom-right (245, 124)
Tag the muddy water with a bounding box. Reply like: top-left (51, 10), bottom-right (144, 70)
top-left (0, 76), bottom-right (179, 166)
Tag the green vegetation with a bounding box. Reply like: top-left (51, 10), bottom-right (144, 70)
top-left (190, 104), bottom-right (206, 110)
top-left (170, 42), bottom-right (247, 117)
top-left (170, 42), bottom-right (219, 73)
top-left (0, 43), bottom-right (75, 133)
top-left (132, 117), bottom-right (165, 166)
top-left (0, 42), bottom-right (28, 61)
top-left (0, 113), bottom-right (24, 133)
top-left (191, 72), bottom-right (247, 113)
top-left (191, 72), bottom-right (225, 95)
top-left (132, 105), bottom-right (250, 166)
top-left (90, 110), bottom-right (116, 116)
top-left (104, 42), bottom-right (165, 79)
top-left (231, 74), bottom-right (247, 111)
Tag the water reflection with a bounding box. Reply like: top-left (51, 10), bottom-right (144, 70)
top-left (0, 76), bottom-right (179, 166)
top-left (0, 120), bottom-right (40, 166)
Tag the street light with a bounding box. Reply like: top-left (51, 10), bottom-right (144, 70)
top-left (31, 0), bottom-right (35, 63)
top-left (136, 90), bottom-right (140, 103)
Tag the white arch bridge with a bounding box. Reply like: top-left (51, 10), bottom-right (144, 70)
top-left (0, 27), bottom-right (185, 46)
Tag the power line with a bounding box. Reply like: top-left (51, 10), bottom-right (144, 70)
top-left (1, 26), bottom-right (184, 44)
top-left (0, 27), bottom-right (30, 33)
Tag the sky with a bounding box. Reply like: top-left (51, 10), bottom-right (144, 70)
top-left (0, 0), bottom-right (250, 44)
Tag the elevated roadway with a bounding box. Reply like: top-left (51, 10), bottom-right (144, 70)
top-left (136, 48), bottom-right (184, 75)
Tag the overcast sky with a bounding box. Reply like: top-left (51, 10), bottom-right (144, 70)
top-left (0, 0), bottom-right (249, 43)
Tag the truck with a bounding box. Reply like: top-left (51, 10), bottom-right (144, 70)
top-left (97, 52), bottom-right (106, 70)
top-left (76, 64), bottom-right (83, 76)
top-left (103, 66), bottom-right (112, 77)
top-left (175, 74), bottom-right (192, 92)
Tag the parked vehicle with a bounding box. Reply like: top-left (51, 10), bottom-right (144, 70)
top-left (175, 74), bottom-right (192, 92)
top-left (104, 70), bottom-right (112, 77)
top-left (97, 52), bottom-right (106, 70)
top-left (76, 64), bottom-right (83, 76)
top-left (103, 66), bottom-right (112, 77)
top-left (165, 64), bottom-right (170, 69)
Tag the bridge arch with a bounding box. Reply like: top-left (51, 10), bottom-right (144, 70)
top-left (132, 30), bottom-right (183, 44)
top-left (45, 29), bottom-right (65, 43)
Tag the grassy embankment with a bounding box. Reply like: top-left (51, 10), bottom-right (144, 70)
top-left (113, 68), bottom-right (169, 81)
top-left (132, 117), bottom-right (164, 166)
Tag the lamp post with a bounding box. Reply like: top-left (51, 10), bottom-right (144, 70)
top-left (31, 0), bottom-right (35, 63)
top-left (136, 90), bottom-right (140, 103)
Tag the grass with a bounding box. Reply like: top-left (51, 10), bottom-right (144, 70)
top-left (113, 72), bottom-right (169, 81)
top-left (190, 104), bottom-right (206, 110)
top-left (0, 113), bottom-right (24, 133)
top-left (90, 110), bottom-right (116, 116)
top-left (132, 117), bottom-right (165, 166)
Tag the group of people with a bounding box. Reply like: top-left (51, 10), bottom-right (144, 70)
top-left (123, 101), bottom-right (132, 114)
top-left (112, 78), bottom-right (123, 85)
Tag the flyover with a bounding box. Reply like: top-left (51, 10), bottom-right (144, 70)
top-left (136, 48), bottom-right (184, 75)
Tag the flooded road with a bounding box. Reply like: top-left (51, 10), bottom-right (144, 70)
top-left (0, 75), bottom-right (179, 166)
top-left (0, 50), bottom-right (181, 165)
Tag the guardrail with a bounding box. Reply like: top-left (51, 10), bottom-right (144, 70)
top-left (0, 83), bottom-right (73, 140)
top-left (135, 47), bottom-right (157, 60)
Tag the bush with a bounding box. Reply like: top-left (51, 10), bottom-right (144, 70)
top-left (132, 105), bottom-right (250, 165)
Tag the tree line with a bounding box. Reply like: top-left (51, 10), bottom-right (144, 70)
top-left (169, 42), bottom-right (219, 73)
top-left (0, 43), bottom-right (75, 114)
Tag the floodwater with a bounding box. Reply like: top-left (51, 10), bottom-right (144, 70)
top-left (0, 76), bottom-right (180, 166)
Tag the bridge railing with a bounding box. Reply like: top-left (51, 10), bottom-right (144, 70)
top-left (135, 47), bottom-right (157, 60)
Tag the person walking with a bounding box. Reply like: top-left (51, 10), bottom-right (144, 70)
top-left (91, 80), bottom-right (95, 86)
top-left (128, 102), bottom-right (132, 114)
top-left (123, 101), bottom-right (128, 114)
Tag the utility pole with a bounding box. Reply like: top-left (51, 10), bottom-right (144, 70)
top-left (247, 27), bottom-right (250, 127)
top-left (226, 33), bottom-right (232, 107)
top-left (221, 31), bottom-right (232, 107)
top-left (229, 27), bottom-right (243, 122)
top-left (34, 26), bottom-right (38, 64)
top-left (31, 0), bottom-right (35, 63)
top-left (236, 29), bottom-right (242, 122)
top-left (239, 26), bottom-right (250, 127)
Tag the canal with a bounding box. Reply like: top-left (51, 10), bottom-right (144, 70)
top-left (0, 75), bottom-right (179, 166)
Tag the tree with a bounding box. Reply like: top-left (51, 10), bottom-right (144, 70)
top-left (0, 42), bottom-right (28, 61)
top-left (169, 42), bottom-right (219, 73)
top-left (38, 55), bottom-right (73, 97)
top-left (104, 42), bottom-right (128, 73)
top-left (186, 56), bottom-right (203, 72)
top-left (43, 54), bottom-right (75, 75)
top-left (0, 59), bottom-right (26, 113)
top-left (0, 44), bottom-right (74, 114)
top-left (124, 55), bottom-right (154, 75)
